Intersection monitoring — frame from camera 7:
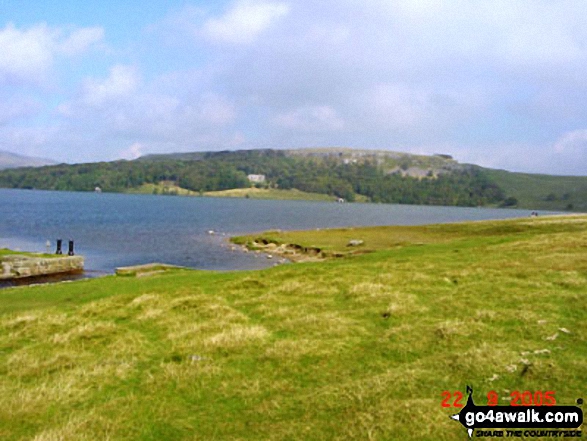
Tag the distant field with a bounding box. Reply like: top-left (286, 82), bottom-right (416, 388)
top-left (125, 184), bottom-right (363, 202)
top-left (0, 215), bottom-right (586, 440)
top-left (125, 182), bottom-right (200, 196)
top-left (203, 187), bottom-right (339, 201)
top-left (484, 168), bottom-right (587, 211)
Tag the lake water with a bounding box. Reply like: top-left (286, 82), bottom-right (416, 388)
top-left (0, 188), bottom-right (546, 276)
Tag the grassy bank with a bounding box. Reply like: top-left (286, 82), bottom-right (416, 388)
top-left (125, 184), bottom-right (355, 202)
top-left (484, 168), bottom-right (587, 211)
top-left (0, 248), bottom-right (56, 259)
top-left (0, 216), bottom-right (586, 440)
top-left (124, 183), bottom-right (200, 196)
top-left (203, 187), bottom-right (339, 201)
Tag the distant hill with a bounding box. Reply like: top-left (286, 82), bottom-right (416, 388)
top-left (0, 151), bottom-right (56, 170)
top-left (482, 168), bottom-right (587, 212)
top-left (0, 147), bottom-right (585, 211)
top-left (138, 152), bottom-right (206, 162)
top-left (139, 148), bottom-right (467, 178)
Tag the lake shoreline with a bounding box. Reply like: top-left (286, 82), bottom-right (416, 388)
top-left (2, 214), bottom-right (585, 439)
top-left (0, 188), bottom-right (565, 277)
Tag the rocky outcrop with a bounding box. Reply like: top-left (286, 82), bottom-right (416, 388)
top-left (241, 240), bottom-right (353, 262)
top-left (115, 263), bottom-right (183, 277)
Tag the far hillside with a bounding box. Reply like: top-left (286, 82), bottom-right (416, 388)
top-left (0, 151), bottom-right (56, 170)
top-left (483, 168), bottom-right (587, 212)
top-left (0, 147), bottom-right (585, 211)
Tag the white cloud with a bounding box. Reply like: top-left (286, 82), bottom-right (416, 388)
top-left (0, 24), bottom-right (55, 84)
top-left (443, 135), bottom-right (587, 176)
top-left (0, 23), bottom-right (104, 85)
top-left (275, 105), bottom-right (344, 131)
top-left (480, 2), bottom-right (584, 66)
top-left (58, 27), bottom-right (104, 56)
top-left (554, 130), bottom-right (587, 153)
top-left (4, 1), bottom-right (587, 175)
top-left (48, 62), bottom-right (242, 162)
top-left (0, 97), bottom-right (42, 125)
top-left (119, 142), bottom-right (144, 160)
top-left (0, 125), bottom-right (60, 159)
top-left (198, 93), bottom-right (236, 125)
top-left (81, 65), bottom-right (139, 106)
top-left (202, 1), bottom-right (290, 44)
top-left (380, 1), bottom-right (586, 68)
top-left (365, 84), bottom-right (426, 130)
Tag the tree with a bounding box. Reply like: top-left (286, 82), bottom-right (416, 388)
top-left (500, 196), bottom-right (518, 207)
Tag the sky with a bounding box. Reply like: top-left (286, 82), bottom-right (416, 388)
top-left (1, 0), bottom-right (587, 175)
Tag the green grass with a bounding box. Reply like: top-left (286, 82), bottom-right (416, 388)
top-left (125, 182), bottom-right (200, 196)
top-left (233, 215), bottom-right (587, 259)
top-left (125, 184), bottom-right (368, 202)
top-left (0, 216), bottom-right (586, 440)
top-left (0, 248), bottom-right (57, 259)
top-left (484, 168), bottom-right (587, 211)
top-left (203, 187), bottom-right (342, 201)
top-left (115, 263), bottom-right (186, 277)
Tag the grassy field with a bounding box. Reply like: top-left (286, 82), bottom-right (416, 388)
top-left (125, 184), bottom-right (362, 202)
top-left (125, 183), bottom-right (200, 196)
top-left (203, 187), bottom-right (338, 201)
top-left (0, 248), bottom-right (56, 259)
top-left (0, 216), bottom-right (586, 440)
top-left (484, 168), bottom-right (587, 212)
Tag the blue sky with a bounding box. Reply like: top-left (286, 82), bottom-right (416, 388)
top-left (1, 0), bottom-right (587, 175)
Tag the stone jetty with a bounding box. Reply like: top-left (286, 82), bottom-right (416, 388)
top-left (0, 253), bottom-right (84, 280)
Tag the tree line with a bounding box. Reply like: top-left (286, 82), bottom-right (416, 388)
top-left (0, 149), bottom-right (507, 207)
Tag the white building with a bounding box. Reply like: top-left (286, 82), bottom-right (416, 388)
top-left (247, 174), bottom-right (266, 183)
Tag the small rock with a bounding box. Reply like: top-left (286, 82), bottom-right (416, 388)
top-left (559, 327), bottom-right (571, 334)
top-left (347, 239), bottom-right (364, 247)
top-left (505, 365), bottom-right (517, 373)
top-left (267, 254), bottom-right (273, 259)
top-left (190, 354), bottom-right (206, 363)
top-left (488, 374), bottom-right (499, 382)
top-left (545, 333), bottom-right (558, 341)
top-left (534, 349), bottom-right (551, 355)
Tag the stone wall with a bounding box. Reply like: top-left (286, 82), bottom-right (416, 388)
top-left (0, 255), bottom-right (84, 280)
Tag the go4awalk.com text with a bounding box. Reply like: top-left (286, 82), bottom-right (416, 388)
top-left (444, 386), bottom-right (583, 438)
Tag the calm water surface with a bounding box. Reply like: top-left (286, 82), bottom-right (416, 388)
top-left (0, 189), bottom-right (548, 276)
